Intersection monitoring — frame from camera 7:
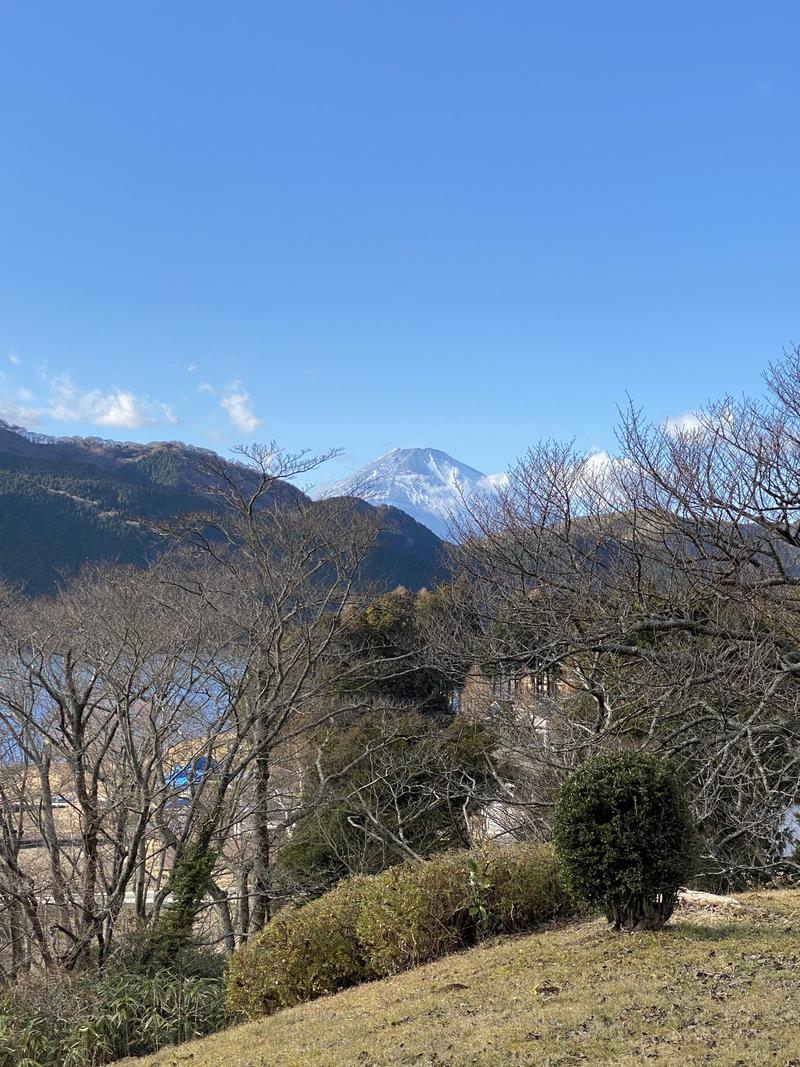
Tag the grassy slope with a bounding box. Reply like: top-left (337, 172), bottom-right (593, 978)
top-left (120, 891), bottom-right (800, 1067)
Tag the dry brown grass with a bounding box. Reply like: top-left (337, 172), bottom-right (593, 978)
top-left (117, 890), bottom-right (800, 1067)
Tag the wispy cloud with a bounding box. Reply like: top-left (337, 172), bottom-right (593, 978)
top-left (8, 352), bottom-right (20, 367)
top-left (0, 378), bottom-right (44, 426)
top-left (220, 380), bottom-right (262, 435)
top-left (186, 363), bottom-right (198, 373)
top-left (197, 382), bottom-right (215, 395)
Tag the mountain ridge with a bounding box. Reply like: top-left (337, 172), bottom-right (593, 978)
top-left (0, 422), bottom-right (448, 595)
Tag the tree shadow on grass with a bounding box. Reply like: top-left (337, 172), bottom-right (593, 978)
top-left (672, 920), bottom-right (758, 943)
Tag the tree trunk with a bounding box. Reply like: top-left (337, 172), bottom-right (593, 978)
top-left (606, 890), bottom-right (678, 932)
top-left (248, 739), bottom-right (272, 934)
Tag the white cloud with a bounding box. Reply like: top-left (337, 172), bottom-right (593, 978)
top-left (481, 471), bottom-right (509, 491)
top-left (46, 376), bottom-right (159, 429)
top-left (575, 450), bottom-right (620, 493)
top-left (8, 352), bottom-right (20, 366)
top-left (581, 450), bottom-right (614, 474)
top-left (186, 363), bottom-right (198, 373)
top-left (220, 380), bottom-right (262, 435)
top-left (1, 369), bottom-right (181, 433)
top-left (663, 411), bottom-right (703, 436)
top-left (95, 392), bottom-right (152, 428)
top-left (197, 382), bottom-right (215, 395)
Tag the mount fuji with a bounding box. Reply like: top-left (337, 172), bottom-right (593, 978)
top-left (315, 448), bottom-right (506, 539)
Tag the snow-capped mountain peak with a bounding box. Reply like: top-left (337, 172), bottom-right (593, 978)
top-left (314, 447), bottom-right (505, 539)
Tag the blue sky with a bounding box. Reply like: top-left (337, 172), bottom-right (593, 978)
top-left (1, 2), bottom-right (799, 482)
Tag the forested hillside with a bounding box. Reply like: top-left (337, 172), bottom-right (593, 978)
top-left (0, 423), bottom-right (448, 595)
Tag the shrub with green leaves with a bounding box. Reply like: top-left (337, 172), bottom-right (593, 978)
top-left (0, 968), bottom-right (226, 1067)
top-left (226, 842), bottom-right (571, 1018)
top-left (354, 850), bottom-right (474, 975)
top-left (553, 751), bottom-right (698, 931)
top-left (226, 879), bottom-right (371, 1018)
top-left (482, 842), bottom-right (570, 933)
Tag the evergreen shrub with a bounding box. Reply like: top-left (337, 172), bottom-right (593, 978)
top-left (553, 751), bottom-right (697, 931)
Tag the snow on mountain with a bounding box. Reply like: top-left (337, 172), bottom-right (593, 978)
top-left (314, 447), bottom-right (506, 539)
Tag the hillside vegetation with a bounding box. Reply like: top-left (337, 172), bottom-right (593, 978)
top-left (0, 424), bottom-right (447, 593)
top-left (118, 891), bottom-right (800, 1067)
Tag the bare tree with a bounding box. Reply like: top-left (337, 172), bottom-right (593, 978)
top-left (155, 442), bottom-right (383, 934)
top-left (436, 350), bottom-right (800, 887)
top-left (0, 564), bottom-right (235, 969)
top-left (0, 440), bottom-right (417, 970)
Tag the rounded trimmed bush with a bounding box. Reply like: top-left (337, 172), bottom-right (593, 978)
top-left (226, 842), bottom-right (570, 1017)
top-left (553, 751), bottom-right (697, 931)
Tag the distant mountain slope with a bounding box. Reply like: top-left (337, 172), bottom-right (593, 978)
top-left (317, 495), bottom-right (449, 592)
top-left (0, 422), bottom-right (448, 595)
top-left (316, 447), bottom-right (505, 539)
